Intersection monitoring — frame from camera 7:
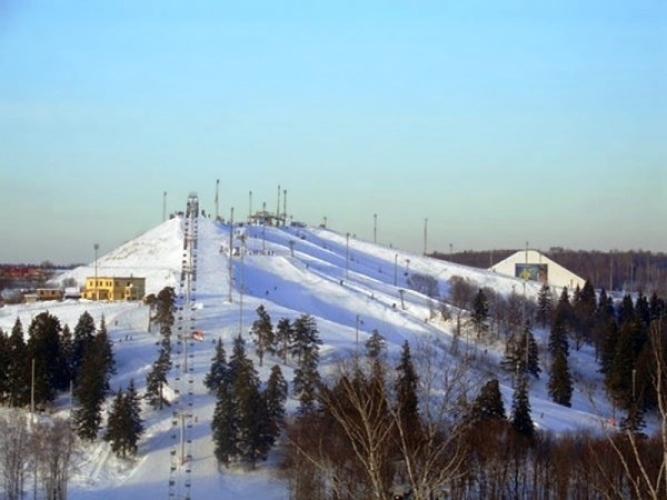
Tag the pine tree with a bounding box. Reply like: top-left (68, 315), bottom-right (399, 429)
top-left (599, 319), bottom-right (619, 375)
top-left (265, 364), bottom-right (288, 428)
top-left (249, 305), bottom-right (274, 367)
top-left (395, 341), bottom-right (420, 433)
top-left (238, 386), bottom-right (274, 466)
top-left (290, 314), bottom-right (320, 365)
top-left (105, 379), bottom-right (143, 458)
top-left (7, 317), bottom-right (29, 407)
top-left (224, 335), bottom-right (274, 466)
top-left (510, 376), bottom-right (534, 440)
top-left (96, 316), bottom-right (116, 378)
top-left (547, 346), bottom-right (573, 407)
top-left (73, 335), bottom-right (109, 441)
top-left (536, 282), bottom-right (553, 329)
top-left (469, 378), bottom-right (506, 424)
top-left (125, 379), bottom-right (144, 453)
top-left (503, 320), bottom-right (540, 379)
top-left (105, 388), bottom-right (126, 456)
top-left (211, 379), bottom-right (239, 468)
top-left (365, 329), bottom-right (386, 360)
top-left (145, 347), bottom-right (171, 410)
top-left (72, 311), bottom-right (97, 385)
top-left (555, 286), bottom-right (574, 338)
top-left (154, 286), bottom-right (176, 352)
top-left (275, 318), bottom-right (293, 364)
top-left (471, 288), bottom-right (489, 338)
top-left (571, 280), bottom-right (597, 350)
top-left (548, 313), bottom-right (569, 358)
top-left (204, 338), bottom-right (229, 393)
top-left (606, 321), bottom-right (636, 408)
top-left (293, 345), bottom-right (321, 414)
top-left (291, 317), bottom-right (321, 414)
top-left (27, 311), bottom-right (63, 406)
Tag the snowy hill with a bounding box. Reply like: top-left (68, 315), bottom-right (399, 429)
top-left (0, 215), bottom-right (617, 499)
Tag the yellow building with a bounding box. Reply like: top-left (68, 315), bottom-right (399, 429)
top-left (83, 276), bottom-right (146, 301)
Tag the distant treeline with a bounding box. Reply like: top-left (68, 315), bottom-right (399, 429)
top-left (430, 248), bottom-right (667, 293)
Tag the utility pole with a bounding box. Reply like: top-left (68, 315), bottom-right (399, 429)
top-left (373, 213), bottom-right (377, 244)
top-left (94, 243), bottom-right (99, 301)
top-left (276, 185), bottom-right (281, 225)
top-left (30, 358), bottom-right (35, 420)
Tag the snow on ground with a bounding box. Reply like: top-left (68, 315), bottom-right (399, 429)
top-left (0, 215), bottom-right (618, 499)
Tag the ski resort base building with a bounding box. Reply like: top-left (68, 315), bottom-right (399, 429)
top-left (489, 250), bottom-right (586, 290)
top-left (83, 276), bottom-right (146, 301)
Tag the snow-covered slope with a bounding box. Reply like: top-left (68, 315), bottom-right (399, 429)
top-left (0, 215), bottom-right (615, 499)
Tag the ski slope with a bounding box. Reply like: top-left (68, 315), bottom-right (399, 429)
top-left (0, 215), bottom-right (618, 499)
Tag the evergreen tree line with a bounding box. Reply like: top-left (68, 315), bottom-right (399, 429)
top-left (0, 310), bottom-right (145, 498)
top-left (206, 307), bottom-right (323, 468)
top-left (450, 274), bottom-right (666, 430)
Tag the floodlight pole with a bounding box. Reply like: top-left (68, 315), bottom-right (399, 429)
top-left (394, 253), bottom-right (398, 286)
top-left (423, 217), bottom-right (428, 256)
top-left (284, 189), bottom-right (288, 222)
top-left (249, 190), bottom-right (252, 224)
top-left (228, 207), bottom-right (234, 303)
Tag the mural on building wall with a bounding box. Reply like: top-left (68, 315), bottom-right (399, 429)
top-left (515, 263), bottom-right (548, 282)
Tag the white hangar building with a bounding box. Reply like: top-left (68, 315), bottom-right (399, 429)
top-left (490, 249), bottom-right (586, 290)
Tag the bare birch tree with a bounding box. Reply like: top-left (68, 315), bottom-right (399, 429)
top-left (0, 411), bottom-right (30, 500)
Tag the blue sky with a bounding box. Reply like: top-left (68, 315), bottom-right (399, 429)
top-left (1, 0), bottom-right (665, 264)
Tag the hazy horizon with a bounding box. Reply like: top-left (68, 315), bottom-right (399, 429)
top-left (2, 1), bottom-right (665, 263)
